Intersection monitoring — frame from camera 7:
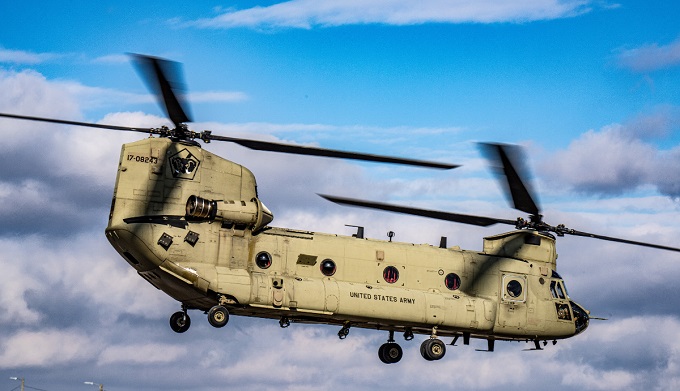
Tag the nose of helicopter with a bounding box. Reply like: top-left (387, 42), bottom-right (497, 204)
top-left (570, 301), bottom-right (590, 335)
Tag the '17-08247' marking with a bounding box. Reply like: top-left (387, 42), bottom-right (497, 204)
top-left (127, 154), bottom-right (158, 164)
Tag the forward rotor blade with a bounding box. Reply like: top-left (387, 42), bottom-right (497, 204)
top-left (320, 194), bottom-right (516, 226)
top-left (481, 143), bottom-right (540, 216)
top-left (131, 54), bottom-right (192, 127)
top-left (0, 112), bottom-right (155, 133)
top-left (210, 134), bottom-right (458, 169)
top-left (566, 229), bottom-right (680, 252)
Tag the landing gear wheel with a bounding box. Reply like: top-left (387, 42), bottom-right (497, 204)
top-left (420, 338), bottom-right (446, 361)
top-left (169, 311), bottom-right (191, 333)
top-left (207, 305), bottom-right (230, 328)
top-left (378, 342), bottom-right (403, 364)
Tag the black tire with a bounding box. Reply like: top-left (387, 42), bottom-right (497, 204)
top-left (420, 338), bottom-right (446, 361)
top-left (208, 305), bottom-right (230, 328)
top-left (169, 311), bottom-right (191, 333)
top-left (378, 343), bottom-right (389, 364)
top-left (379, 342), bottom-right (403, 364)
top-left (420, 339), bottom-right (432, 361)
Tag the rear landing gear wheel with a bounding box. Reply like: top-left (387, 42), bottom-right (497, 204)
top-left (420, 338), bottom-right (446, 361)
top-left (378, 342), bottom-right (403, 364)
top-left (169, 311), bottom-right (191, 333)
top-left (207, 305), bottom-right (229, 328)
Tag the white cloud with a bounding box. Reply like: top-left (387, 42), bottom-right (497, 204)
top-left (0, 69), bottom-right (80, 131)
top-left (562, 316), bottom-right (680, 389)
top-left (0, 48), bottom-right (60, 64)
top-left (560, 364), bottom-right (635, 390)
top-left (98, 343), bottom-right (188, 365)
top-left (540, 109), bottom-right (680, 197)
top-left (544, 125), bottom-right (655, 193)
top-left (190, 0), bottom-right (592, 29)
top-left (92, 54), bottom-right (130, 64)
top-left (0, 253), bottom-right (42, 325)
top-left (617, 37), bottom-right (680, 72)
top-left (189, 91), bottom-right (249, 103)
top-left (0, 329), bottom-right (97, 368)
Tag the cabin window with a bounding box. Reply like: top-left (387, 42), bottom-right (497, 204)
top-left (320, 259), bottom-right (337, 276)
top-left (506, 279), bottom-right (523, 298)
top-left (383, 266), bottom-right (399, 284)
top-left (444, 273), bottom-right (461, 290)
top-left (255, 251), bottom-right (272, 269)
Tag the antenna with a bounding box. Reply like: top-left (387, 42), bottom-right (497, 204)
top-left (345, 224), bottom-right (364, 239)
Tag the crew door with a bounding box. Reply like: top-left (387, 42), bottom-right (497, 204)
top-left (496, 273), bottom-right (528, 331)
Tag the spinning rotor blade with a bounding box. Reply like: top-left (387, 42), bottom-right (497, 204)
top-left (562, 228), bottom-right (680, 252)
top-left (130, 54), bottom-right (455, 169)
top-left (210, 135), bottom-right (458, 169)
top-left (132, 54), bottom-right (192, 128)
top-left (319, 194), bottom-right (516, 226)
top-left (0, 111), bottom-right (455, 169)
top-left (0, 112), bottom-right (155, 133)
top-left (322, 193), bottom-right (680, 252)
top-left (322, 141), bottom-right (680, 253)
top-left (481, 143), bottom-right (540, 217)
top-left (1, 53), bottom-right (458, 170)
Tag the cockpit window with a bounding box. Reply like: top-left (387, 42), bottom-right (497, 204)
top-left (551, 270), bottom-right (562, 279)
top-left (550, 280), bottom-right (566, 299)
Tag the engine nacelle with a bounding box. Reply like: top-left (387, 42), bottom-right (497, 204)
top-left (186, 195), bottom-right (274, 231)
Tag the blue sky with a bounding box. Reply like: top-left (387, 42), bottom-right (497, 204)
top-left (2, 1), bottom-right (680, 390)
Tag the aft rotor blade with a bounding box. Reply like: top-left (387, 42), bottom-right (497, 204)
top-left (566, 229), bottom-right (680, 252)
top-left (481, 143), bottom-right (540, 216)
top-left (320, 194), bottom-right (516, 226)
top-left (210, 134), bottom-right (458, 169)
top-left (0, 112), bottom-right (155, 133)
top-left (131, 54), bottom-right (192, 127)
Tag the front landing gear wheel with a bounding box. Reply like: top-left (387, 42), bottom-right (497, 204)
top-left (169, 311), bottom-right (191, 333)
top-left (420, 338), bottom-right (446, 361)
top-left (378, 342), bottom-right (403, 364)
top-left (208, 305), bottom-right (230, 328)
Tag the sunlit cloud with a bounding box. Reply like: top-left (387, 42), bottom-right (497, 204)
top-left (539, 106), bottom-right (680, 197)
top-left (189, 0), bottom-right (592, 30)
top-left (0, 47), bottom-right (61, 64)
top-left (0, 329), bottom-right (97, 368)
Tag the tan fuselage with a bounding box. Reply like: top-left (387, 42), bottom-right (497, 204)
top-left (106, 138), bottom-right (586, 343)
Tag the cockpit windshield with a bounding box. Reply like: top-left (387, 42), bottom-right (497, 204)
top-left (550, 270), bottom-right (570, 299)
top-left (550, 280), bottom-right (567, 299)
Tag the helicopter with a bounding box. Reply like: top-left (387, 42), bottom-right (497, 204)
top-left (2, 54), bottom-right (678, 365)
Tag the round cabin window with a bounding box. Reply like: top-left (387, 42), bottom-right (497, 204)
top-left (320, 259), bottom-right (337, 276)
top-left (444, 273), bottom-right (461, 290)
top-left (255, 251), bottom-right (272, 269)
top-left (506, 279), bottom-right (523, 298)
top-left (383, 266), bottom-right (399, 284)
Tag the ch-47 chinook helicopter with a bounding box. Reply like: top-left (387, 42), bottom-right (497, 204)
top-left (2, 54), bottom-right (679, 365)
